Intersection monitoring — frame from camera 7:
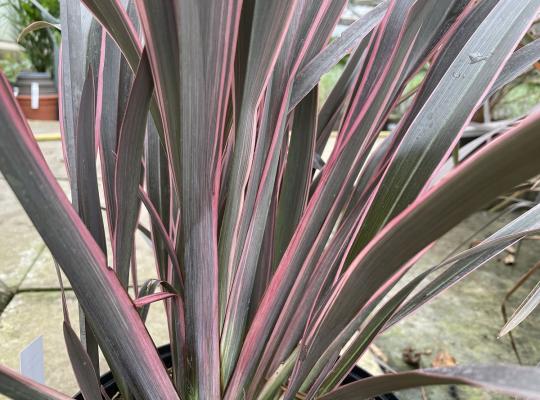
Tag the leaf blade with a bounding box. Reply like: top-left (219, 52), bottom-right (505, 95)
top-left (17, 21), bottom-right (60, 42)
top-left (487, 37), bottom-right (540, 99)
top-left (388, 205), bottom-right (540, 329)
top-left (0, 364), bottom-right (72, 400)
top-left (319, 365), bottom-right (540, 400)
top-left (500, 279), bottom-right (540, 336)
top-left (289, 1), bottom-right (389, 109)
top-left (79, 0), bottom-right (142, 69)
top-left (113, 49), bottom-right (153, 288)
top-left (175, 1), bottom-right (243, 397)
top-left (63, 322), bottom-right (102, 400)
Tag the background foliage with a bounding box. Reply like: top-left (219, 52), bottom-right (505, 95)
top-left (0, 0), bottom-right (59, 73)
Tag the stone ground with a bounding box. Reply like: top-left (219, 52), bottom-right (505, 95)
top-left (0, 121), bottom-right (540, 399)
top-left (374, 213), bottom-right (540, 400)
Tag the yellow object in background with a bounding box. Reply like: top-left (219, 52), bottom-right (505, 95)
top-left (34, 133), bottom-right (61, 142)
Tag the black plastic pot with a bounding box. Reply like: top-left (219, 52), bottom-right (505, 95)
top-left (341, 366), bottom-right (398, 400)
top-left (74, 345), bottom-right (398, 399)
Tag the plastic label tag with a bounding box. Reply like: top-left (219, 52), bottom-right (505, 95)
top-left (20, 336), bottom-right (45, 384)
top-left (31, 82), bottom-right (40, 110)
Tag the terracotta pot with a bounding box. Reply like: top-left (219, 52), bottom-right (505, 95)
top-left (16, 94), bottom-right (59, 120)
top-left (13, 71), bottom-right (59, 121)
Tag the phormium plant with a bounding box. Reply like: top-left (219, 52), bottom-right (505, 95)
top-left (1, 0), bottom-right (540, 399)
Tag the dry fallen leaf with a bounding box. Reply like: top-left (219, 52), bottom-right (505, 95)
top-left (506, 245), bottom-right (517, 255)
top-left (503, 253), bottom-right (516, 265)
top-left (432, 350), bottom-right (457, 368)
top-left (469, 239), bottom-right (482, 249)
top-left (369, 344), bottom-right (389, 363)
top-left (402, 346), bottom-right (422, 368)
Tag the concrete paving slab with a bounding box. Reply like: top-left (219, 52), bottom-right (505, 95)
top-left (18, 249), bottom-right (68, 291)
top-left (20, 230), bottom-right (157, 291)
top-left (133, 228), bottom-right (161, 284)
top-left (0, 131), bottom-right (66, 293)
top-left (0, 291), bottom-right (169, 398)
top-left (0, 291), bottom-right (79, 398)
top-left (28, 120), bottom-right (61, 136)
top-left (0, 281), bottom-right (12, 314)
top-left (0, 176), bottom-right (45, 290)
top-left (374, 212), bottom-right (540, 400)
top-left (38, 141), bottom-right (69, 181)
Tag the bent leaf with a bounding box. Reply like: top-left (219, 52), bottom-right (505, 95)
top-left (319, 365), bottom-right (540, 400)
top-left (0, 364), bottom-right (71, 400)
top-left (289, 2), bottom-right (388, 109)
top-left (79, 0), bottom-right (141, 69)
top-left (134, 292), bottom-right (176, 308)
top-left (17, 21), bottom-right (60, 43)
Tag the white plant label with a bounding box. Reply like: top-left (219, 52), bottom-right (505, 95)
top-left (31, 82), bottom-right (40, 110)
top-left (20, 336), bottom-right (45, 384)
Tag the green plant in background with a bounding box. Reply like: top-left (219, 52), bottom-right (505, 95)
top-left (0, 52), bottom-right (32, 81)
top-left (491, 28), bottom-right (540, 119)
top-left (1, 0), bottom-right (59, 73)
top-left (491, 71), bottom-right (540, 119)
top-left (319, 63), bottom-right (345, 107)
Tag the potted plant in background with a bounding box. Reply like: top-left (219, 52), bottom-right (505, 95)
top-left (1, 0), bottom-right (60, 120)
top-left (2, 0), bottom-right (540, 399)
